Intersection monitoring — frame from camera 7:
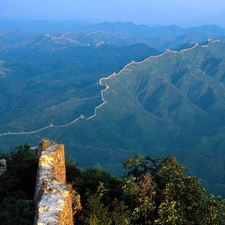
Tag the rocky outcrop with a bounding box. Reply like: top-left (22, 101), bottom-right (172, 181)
top-left (33, 140), bottom-right (80, 225)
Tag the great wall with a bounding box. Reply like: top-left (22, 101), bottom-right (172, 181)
top-left (0, 40), bottom-right (221, 224)
top-left (0, 40), bottom-right (220, 138)
top-left (33, 140), bottom-right (81, 225)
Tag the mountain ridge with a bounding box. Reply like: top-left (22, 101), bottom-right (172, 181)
top-left (1, 21), bottom-right (225, 196)
top-left (0, 42), bottom-right (201, 137)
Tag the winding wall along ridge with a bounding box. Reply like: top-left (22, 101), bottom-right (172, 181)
top-left (0, 40), bottom-right (219, 137)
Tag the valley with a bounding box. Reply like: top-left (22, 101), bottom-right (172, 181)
top-left (1, 20), bottom-right (225, 196)
top-left (0, 43), bottom-right (199, 137)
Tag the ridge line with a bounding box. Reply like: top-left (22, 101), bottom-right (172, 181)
top-left (0, 40), bottom-right (219, 137)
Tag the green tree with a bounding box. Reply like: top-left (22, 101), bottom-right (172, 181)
top-left (122, 154), bottom-right (225, 224)
top-left (0, 144), bottom-right (38, 224)
top-left (64, 153), bottom-right (225, 224)
top-left (85, 182), bottom-right (112, 225)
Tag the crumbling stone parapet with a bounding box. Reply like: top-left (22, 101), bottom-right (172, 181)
top-left (33, 140), bottom-right (74, 225)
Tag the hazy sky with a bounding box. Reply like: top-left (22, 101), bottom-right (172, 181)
top-left (1, 0), bottom-right (225, 27)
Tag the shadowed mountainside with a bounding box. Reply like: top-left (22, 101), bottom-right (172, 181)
top-left (1, 22), bottom-right (225, 196)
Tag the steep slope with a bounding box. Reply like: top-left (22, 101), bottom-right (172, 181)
top-left (13, 40), bottom-right (225, 196)
top-left (97, 41), bottom-right (225, 153)
top-left (91, 40), bottom-right (225, 195)
top-left (0, 37), bottom-right (160, 134)
top-left (1, 34), bottom-right (225, 196)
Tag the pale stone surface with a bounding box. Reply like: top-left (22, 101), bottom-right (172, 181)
top-left (33, 141), bottom-right (74, 225)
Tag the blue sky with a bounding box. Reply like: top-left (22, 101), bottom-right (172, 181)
top-left (1, 0), bottom-right (225, 27)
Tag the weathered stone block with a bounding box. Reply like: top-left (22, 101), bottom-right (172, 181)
top-left (33, 141), bottom-right (74, 225)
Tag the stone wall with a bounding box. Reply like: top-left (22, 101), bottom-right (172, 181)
top-left (33, 141), bottom-right (74, 225)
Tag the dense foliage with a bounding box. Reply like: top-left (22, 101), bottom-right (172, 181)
top-left (67, 154), bottom-right (225, 225)
top-left (1, 145), bottom-right (225, 224)
top-left (0, 144), bottom-right (38, 225)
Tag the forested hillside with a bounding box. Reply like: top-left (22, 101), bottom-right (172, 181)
top-left (1, 21), bottom-right (225, 197)
top-left (1, 145), bottom-right (225, 224)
